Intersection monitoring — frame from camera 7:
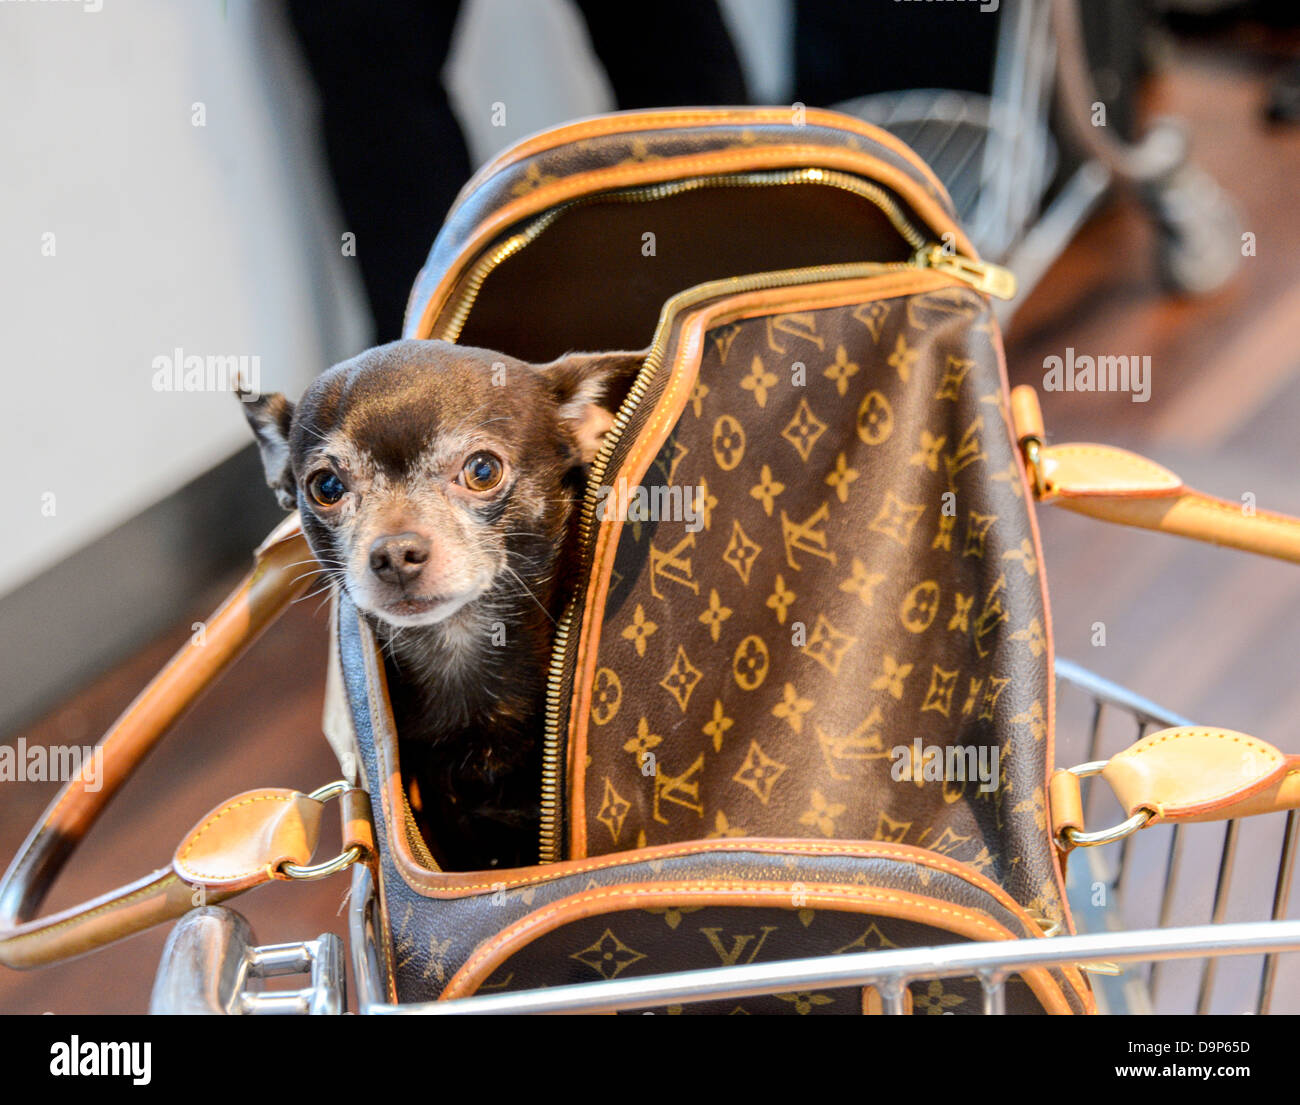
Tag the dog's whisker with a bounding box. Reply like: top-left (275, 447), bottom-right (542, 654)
top-left (501, 566), bottom-right (558, 627)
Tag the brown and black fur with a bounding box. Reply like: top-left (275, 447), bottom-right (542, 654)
top-left (241, 339), bottom-right (640, 870)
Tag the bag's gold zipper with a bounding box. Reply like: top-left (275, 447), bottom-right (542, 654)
top-left (434, 168), bottom-right (972, 344)
top-left (419, 165), bottom-right (1014, 867)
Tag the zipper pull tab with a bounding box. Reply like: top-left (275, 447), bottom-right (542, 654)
top-left (916, 245), bottom-right (1017, 300)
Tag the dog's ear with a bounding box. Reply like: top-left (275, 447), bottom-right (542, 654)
top-left (539, 350), bottom-right (646, 465)
top-left (238, 389), bottom-right (297, 510)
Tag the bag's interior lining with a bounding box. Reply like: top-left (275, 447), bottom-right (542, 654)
top-left (454, 184), bottom-right (916, 362)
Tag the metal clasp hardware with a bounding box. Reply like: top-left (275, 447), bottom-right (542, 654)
top-left (914, 244), bottom-right (1018, 300)
top-left (1022, 436), bottom-right (1048, 499)
top-left (1055, 761), bottom-right (1154, 849)
top-left (277, 781), bottom-right (364, 881)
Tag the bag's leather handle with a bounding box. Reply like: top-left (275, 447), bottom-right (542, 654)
top-left (1051, 727), bottom-right (1300, 851)
top-left (0, 787), bottom-right (329, 969)
top-left (1010, 386), bottom-right (1300, 563)
top-left (0, 515), bottom-right (317, 944)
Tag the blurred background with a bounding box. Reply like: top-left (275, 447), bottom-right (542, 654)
top-left (2, 0), bottom-right (1299, 1013)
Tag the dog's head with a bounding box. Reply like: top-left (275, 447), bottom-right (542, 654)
top-left (241, 339), bottom-right (641, 628)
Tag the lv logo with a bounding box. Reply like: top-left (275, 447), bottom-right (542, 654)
top-left (700, 925), bottom-right (779, 966)
top-left (781, 502), bottom-right (838, 570)
top-left (653, 753), bottom-right (706, 824)
top-left (766, 312), bottom-right (824, 354)
top-left (649, 533), bottom-right (700, 598)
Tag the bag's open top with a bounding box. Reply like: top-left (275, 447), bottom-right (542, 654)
top-left (401, 107), bottom-right (980, 358)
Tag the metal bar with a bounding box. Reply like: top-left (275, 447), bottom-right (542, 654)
top-left (306, 934), bottom-right (346, 1016)
top-left (980, 972), bottom-right (1007, 1016)
top-left (879, 977), bottom-right (907, 1016)
top-left (1258, 810), bottom-right (1299, 1014)
top-left (1115, 721), bottom-right (1149, 893)
top-left (1056, 658), bottom-right (1196, 730)
top-left (247, 943), bottom-right (312, 976)
top-left (1083, 699), bottom-right (1105, 815)
top-left (371, 920), bottom-right (1300, 1016)
top-left (240, 991), bottom-right (311, 1015)
top-left (1148, 823), bottom-right (1185, 998)
top-left (350, 864), bottom-right (392, 1013)
top-left (994, 161), bottom-right (1110, 322)
top-left (1197, 819), bottom-right (1241, 1014)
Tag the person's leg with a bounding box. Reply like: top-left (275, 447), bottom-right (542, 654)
top-left (573, 0), bottom-right (749, 107)
top-left (288, 0), bottom-right (471, 340)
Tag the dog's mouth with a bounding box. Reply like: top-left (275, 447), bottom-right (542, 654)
top-left (348, 572), bottom-right (494, 629)
top-left (385, 594), bottom-right (458, 617)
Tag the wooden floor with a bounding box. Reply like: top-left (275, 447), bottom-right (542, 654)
top-left (3, 38), bottom-right (1298, 1014)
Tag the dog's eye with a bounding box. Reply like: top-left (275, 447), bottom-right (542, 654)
top-left (461, 452), bottom-right (504, 492)
top-left (308, 470), bottom-right (346, 507)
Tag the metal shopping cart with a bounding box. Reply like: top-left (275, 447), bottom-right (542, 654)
top-left (3, 95), bottom-right (1297, 1014)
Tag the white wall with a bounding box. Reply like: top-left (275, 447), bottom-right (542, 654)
top-left (0, 0), bottom-right (369, 597)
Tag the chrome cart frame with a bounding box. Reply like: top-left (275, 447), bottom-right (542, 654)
top-left (150, 660), bottom-right (1300, 1015)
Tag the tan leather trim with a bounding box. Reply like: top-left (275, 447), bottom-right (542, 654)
top-left (1049, 769), bottom-right (1084, 842)
top-left (1053, 489), bottom-right (1300, 564)
top-left (415, 146), bottom-right (975, 340)
top-left (986, 325), bottom-right (1070, 937)
top-left (1100, 727), bottom-right (1295, 823)
top-left (439, 881), bottom-right (1075, 1014)
top-left (566, 269), bottom-right (958, 858)
top-left (1039, 444), bottom-right (1183, 499)
top-left (1181, 762), bottom-right (1300, 822)
top-left (862, 985), bottom-right (914, 1015)
top-left (0, 515), bottom-right (316, 939)
top-left (173, 788), bottom-right (323, 890)
top-left (458, 107), bottom-right (954, 219)
top-left (341, 787), bottom-right (376, 858)
top-left (1009, 384), bottom-right (1044, 444)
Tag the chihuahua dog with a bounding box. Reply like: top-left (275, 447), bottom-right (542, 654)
top-left (241, 339), bottom-right (641, 871)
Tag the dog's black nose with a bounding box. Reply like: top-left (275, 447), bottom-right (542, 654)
top-left (369, 533), bottom-right (430, 585)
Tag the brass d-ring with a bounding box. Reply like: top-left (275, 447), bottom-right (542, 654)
top-left (1023, 437), bottom-right (1048, 498)
top-left (277, 781), bottom-right (363, 881)
top-left (1055, 761), bottom-right (1155, 849)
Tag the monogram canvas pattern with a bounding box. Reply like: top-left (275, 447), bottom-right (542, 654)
top-left (580, 284), bottom-right (1060, 919)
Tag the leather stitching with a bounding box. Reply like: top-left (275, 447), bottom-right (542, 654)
top-left (175, 793), bottom-right (305, 881)
top-left (445, 883), bottom-right (1028, 1002)
top-left (1113, 729), bottom-right (1284, 809)
top-left (1174, 493), bottom-right (1300, 534)
top-left (466, 108), bottom-right (952, 203)
top-left (1046, 444), bottom-right (1180, 490)
top-left (394, 837), bottom-right (1023, 907)
top-left (1, 872), bottom-right (176, 947)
